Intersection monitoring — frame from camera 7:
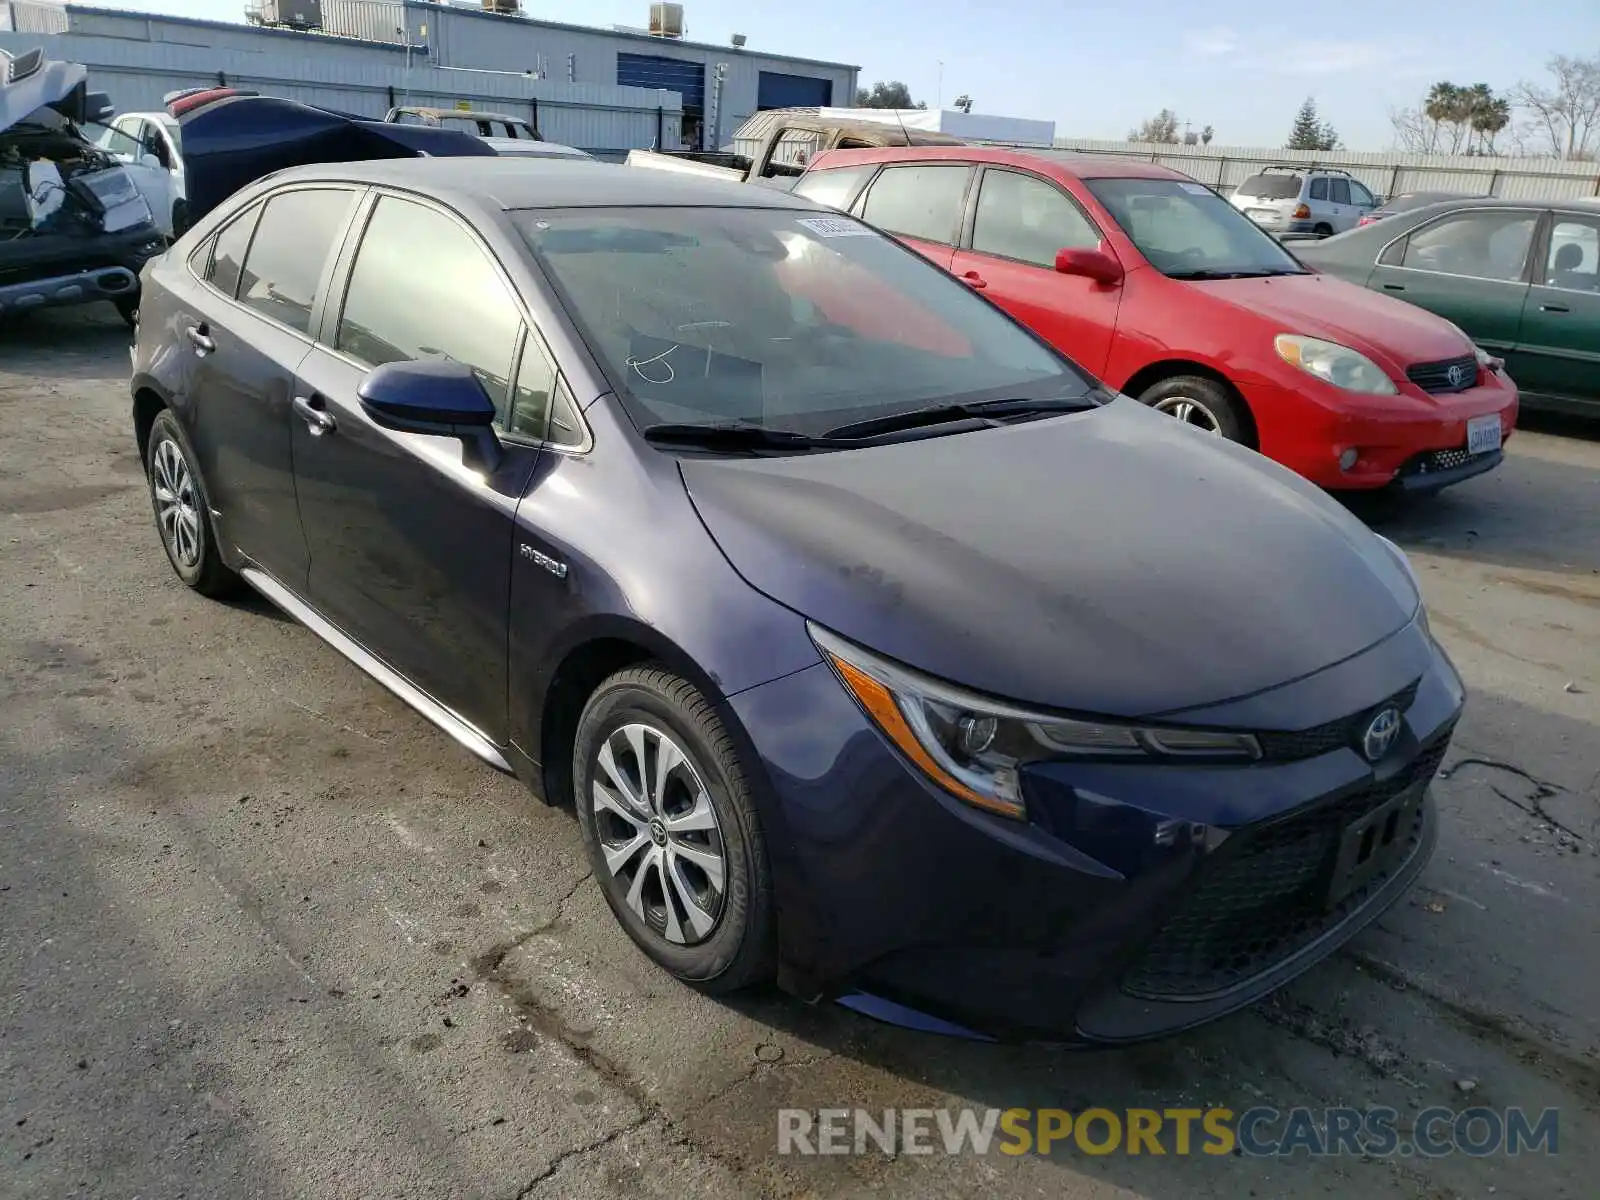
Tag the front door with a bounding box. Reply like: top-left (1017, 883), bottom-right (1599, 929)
top-left (949, 166), bottom-right (1122, 379)
top-left (850, 161), bottom-right (970, 271)
top-left (176, 186), bottom-right (357, 583)
top-left (291, 192), bottom-right (543, 740)
top-left (1366, 207), bottom-right (1540, 355)
top-left (1511, 212), bottom-right (1600, 412)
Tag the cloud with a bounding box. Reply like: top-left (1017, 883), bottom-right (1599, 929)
top-left (1182, 28), bottom-right (1429, 78)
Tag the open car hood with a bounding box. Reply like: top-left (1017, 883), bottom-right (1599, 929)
top-left (173, 92), bottom-right (497, 224)
top-left (0, 48), bottom-right (92, 136)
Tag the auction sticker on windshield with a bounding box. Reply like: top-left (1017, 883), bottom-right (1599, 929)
top-left (798, 216), bottom-right (876, 238)
top-left (1466, 414), bottom-right (1503, 455)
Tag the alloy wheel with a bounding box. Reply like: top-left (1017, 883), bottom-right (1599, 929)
top-left (1151, 395), bottom-right (1224, 434)
top-left (152, 438), bottom-right (202, 569)
top-left (590, 722), bottom-right (728, 946)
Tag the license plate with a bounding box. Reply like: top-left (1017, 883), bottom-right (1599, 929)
top-left (1326, 786), bottom-right (1422, 909)
top-left (1466, 414), bottom-right (1502, 455)
top-left (1248, 209), bottom-right (1279, 223)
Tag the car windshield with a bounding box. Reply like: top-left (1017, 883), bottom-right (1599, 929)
top-left (515, 206), bottom-right (1089, 435)
top-left (1085, 178), bottom-right (1308, 279)
top-left (1235, 174), bottom-right (1302, 200)
top-left (86, 121), bottom-right (140, 158)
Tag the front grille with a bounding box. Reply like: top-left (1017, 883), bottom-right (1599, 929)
top-left (1256, 681), bottom-right (1420, 761)
top-left (1406, 355), bottom-right (1479, 394)
top-left (1120, 730), bottom-right (1452, 1000)
top-left (1398, 446), bottom-right (1492, 478)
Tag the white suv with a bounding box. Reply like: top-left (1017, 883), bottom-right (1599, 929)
top-left (1229, 168), bottom-right (1377, 238)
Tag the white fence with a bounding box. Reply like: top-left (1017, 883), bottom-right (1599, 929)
top-left (1051, 138), bottom-right (1600, 202)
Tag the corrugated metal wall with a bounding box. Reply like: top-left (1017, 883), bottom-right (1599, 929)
top-left (1050, 138), bottom-right (1600, 201)
top-left (0, 24), bottom-right (684, 153)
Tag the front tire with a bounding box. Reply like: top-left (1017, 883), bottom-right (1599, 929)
top-left (145, 409), bottom-right (240, 598)
top-left (573, 665), bottom-right (776, 993)
top-left (1137, 375), bottom-right (1249, 443)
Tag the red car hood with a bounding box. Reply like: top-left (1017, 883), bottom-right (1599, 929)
top-left (1193, 271), bottom-right (1475, 370)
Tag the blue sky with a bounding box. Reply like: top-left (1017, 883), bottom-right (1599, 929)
top-left (113, 0), bottom-right (1600, 149)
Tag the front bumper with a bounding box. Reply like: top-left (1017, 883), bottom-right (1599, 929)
top-left (1244, 369), bottom-right (1520, 491)
top-left (730, 616), bottom-right (1461, 1044)
top-left (0, 225), bottom-right (165, 317)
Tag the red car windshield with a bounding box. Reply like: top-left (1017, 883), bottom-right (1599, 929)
top-left (516, 206), bottom-right (1086, 434)
top-left (1087, 178), bottom-right (1309, 280)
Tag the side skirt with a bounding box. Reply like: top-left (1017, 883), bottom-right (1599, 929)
top-left (240, 567), bottom-right (514, 775)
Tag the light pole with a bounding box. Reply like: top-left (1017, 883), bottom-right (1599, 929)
top-left (936, 61), bottom-right (944, 110)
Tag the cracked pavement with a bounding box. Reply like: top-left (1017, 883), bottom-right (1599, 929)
top-left (2, 308), bottom-right (1597, 1198)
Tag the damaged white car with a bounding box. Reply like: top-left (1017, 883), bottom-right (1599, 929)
top-left (1, 47), bottom-right (166, 325)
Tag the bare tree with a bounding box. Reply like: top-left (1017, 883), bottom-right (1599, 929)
top-left (1512, 54), bottom-right (1600, 159)
top-left (1128, 108), bottom-right (1180, 143)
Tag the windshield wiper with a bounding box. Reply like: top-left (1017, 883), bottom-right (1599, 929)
top-left (821, 395), bottom-right (1096, 441)
top-left (1167, 268), bottom-right (1306, 280)
top-left (641, 422), bottom-right (857, 452)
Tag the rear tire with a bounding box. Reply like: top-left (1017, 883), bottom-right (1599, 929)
top-left (573, 665), bottom-right (776, 994)
top-left (145, 409), bottom-right (241, 598)
top-left (1137, 375), bottom-right (1249, 443)
top-left (1314, 222), bottom-right (1334, 238)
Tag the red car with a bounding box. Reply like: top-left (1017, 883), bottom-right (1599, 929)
top-left (793, 146), bottom-right (1519, 492)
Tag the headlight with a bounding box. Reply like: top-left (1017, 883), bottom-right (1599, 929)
top-left (1275, 334), bottom-right (1397, 395)
top-left (810, 624), bottom-right (1261, 821)
top-left (1375, 534), bottom-right (1429, 638)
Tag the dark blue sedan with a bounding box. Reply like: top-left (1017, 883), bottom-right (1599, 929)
top-left (129, 101), bottom-right (1463, 1043)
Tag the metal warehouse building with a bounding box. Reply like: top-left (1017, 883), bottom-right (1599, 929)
top-left (0, 0), bottom-right (858, 154)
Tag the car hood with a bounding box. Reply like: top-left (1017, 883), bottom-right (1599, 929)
top-left (1194, 271), bottom-right (1473, 367)
top-left (0, 49), bottom-right (91, 136)
top-left (483, 137), bottom-right (592, 160)
top-left (174, 93), bottom-right (496, 224)
top-left (679, 398), bottom-right (1418, 717)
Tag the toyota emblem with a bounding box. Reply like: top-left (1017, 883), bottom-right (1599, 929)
top-left (1361, 707), bottom-right (1402, 763)
top-left (1447, 363), bottom-right (1469, 389)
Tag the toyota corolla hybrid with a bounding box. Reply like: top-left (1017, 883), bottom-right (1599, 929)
top-left (793, 146), bottom-right (1519, 494)
top-left (129, 98), bottom-right (1463, 1043)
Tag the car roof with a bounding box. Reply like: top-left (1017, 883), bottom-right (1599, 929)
top-left (260, 156), bottom-right (826, 212)
top-left (813, 144), bottom-right (1191, 181)
top-left (1391, 195), bottom-right (1600, 214)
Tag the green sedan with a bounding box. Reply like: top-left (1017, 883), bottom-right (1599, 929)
top-left (1292, 198), bottom-right (1600, 417)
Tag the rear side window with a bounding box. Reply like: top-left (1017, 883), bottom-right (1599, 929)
top-left (971, 170), bottom-right (1100, 266)
top-left (1309, 178), bottom-right (1329, 201)
top-left (204, 205), bottom-right (260, 299)
top-left (791, 164), bottom-right (874, 211)
top-left (336, 195), bottom-right (523, 424)
top-left (1237, 173), bottom-right (1301, 200)
top-left (237, 189), bottom-right (356, 334)
top-left (1330, 179), bottom-right (1351, 205)
top-left (859, 164), bottom-right (970, 245)
top-left (1400, 211), bottom-right (1538, 281)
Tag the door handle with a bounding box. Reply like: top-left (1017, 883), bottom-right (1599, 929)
top-left (1382, 283), bottom-right (1406, 292)
top-left (1540, 303), bottom-right (1569, 313)
top-left (293, 394), bottom-right (337, 436)
top-left (960, 271), bottom-right (988, 290)
top-left (185, 324), bottom-right (214, 355)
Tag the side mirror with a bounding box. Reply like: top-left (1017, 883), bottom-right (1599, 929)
top-left (357, 359), bottom-right (503, 472)
top-left (1055, 247), bottom-right (1124, 287)
top-left (140, 153), bottom-right (163, 172)
top-left (85, 91), bottom-right (115, 123)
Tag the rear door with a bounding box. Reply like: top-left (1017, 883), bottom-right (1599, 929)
top-left (849, 161), bottom-right (972, 271)
top-left (174, 185), bottom-right (359, 584)
top-left (1511, 211), bottom-right (1600, 412)
top-left (1365, 207), bottom-right (1539, 355)
top-left (1328, 177), bottom-right (1354, 231)
top-left (949, 166), bottom-right (1122, 377)
top-left (292, 191), bottom-right (545, 739)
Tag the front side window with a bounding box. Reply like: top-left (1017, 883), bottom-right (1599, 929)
top-left (792, 164), bottom-right (874, 212)
top-left (1544, 217), bottom-right (1600, 292)
top-left (1400, 211), bottom-right (1537, 282)
top-left (1085, 178), bottom-right (1306, 279)
top-left (336, 196), bottom-right (522, 423)
top-left (971, 170), bottom-right (1100, 267)
top-left (1350, 180), bottom-right (1375, 207)
top-left (516, 206), bottom-right (1084, 436)
top-left (237, 188), bottom-right (356, 334)
top-left (858, 164), bottom-right (970, 245)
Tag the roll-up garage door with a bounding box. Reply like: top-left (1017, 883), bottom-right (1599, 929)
top-left (757, 71), bottom-right (834, 110)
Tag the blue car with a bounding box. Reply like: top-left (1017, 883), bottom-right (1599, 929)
top-left (129, 94), bottom-right (1463, 1043)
